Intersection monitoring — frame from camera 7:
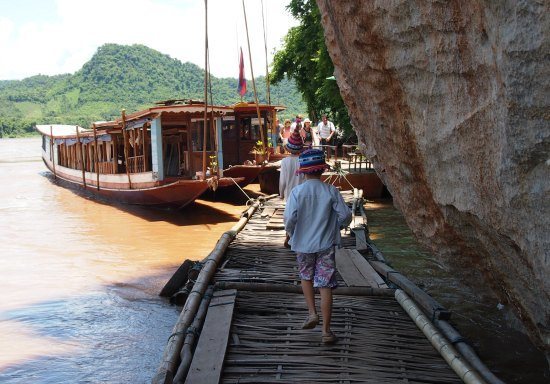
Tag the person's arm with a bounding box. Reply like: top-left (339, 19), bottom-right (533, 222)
top-left (279, 160), bottom-right (287, 198)
top-left (332, 189), bottom-right (352, 228)
top-left (327, 122), bottom-right (336, 141)
top-left (284, 190), bottom-right (298, 235)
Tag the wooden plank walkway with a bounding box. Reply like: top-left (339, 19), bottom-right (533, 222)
top-left (175, 193), bottom-right (464, 383)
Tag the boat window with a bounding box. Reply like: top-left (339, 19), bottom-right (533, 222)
top-left (191, 120), bottom-right (213, 151)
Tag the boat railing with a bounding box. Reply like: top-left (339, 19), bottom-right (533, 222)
top-left (127, 155), bottom-right (145, 173)
top-left (98, 161), bottom-right (116, 174)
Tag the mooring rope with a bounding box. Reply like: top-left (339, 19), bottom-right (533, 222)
top-left (228, 176), bottom-right (256, 206)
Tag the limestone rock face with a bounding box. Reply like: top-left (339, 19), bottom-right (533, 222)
top-left (316, 0), bottom-right (549, 349)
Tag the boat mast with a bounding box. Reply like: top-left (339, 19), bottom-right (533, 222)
top-left (242, 0), bottom-right (265, 147)
top-left (261, 0), bottom-right (275, 145)
top-left (202, 0), bottom-right (208, 180)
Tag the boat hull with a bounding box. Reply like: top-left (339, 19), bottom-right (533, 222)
top-left (222, 165), bottom-right (263, 188)
top-left (42, 156), bottom-right (209, 209)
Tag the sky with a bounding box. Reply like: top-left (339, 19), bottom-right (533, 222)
top-left (0, 0), bottom-right (298, 81)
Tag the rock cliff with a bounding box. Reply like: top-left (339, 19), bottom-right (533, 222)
top-left (316, 0), bottom-right (548, 350)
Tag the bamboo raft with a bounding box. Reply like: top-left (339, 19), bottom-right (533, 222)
top-left (154, 191), bottom-right (502, 384)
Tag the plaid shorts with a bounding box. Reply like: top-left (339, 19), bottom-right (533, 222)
top-left (296, 246), bottom-right (338, 288)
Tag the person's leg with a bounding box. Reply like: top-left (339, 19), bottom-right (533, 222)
top-left (312, 247), bottom-right (338, 342)
top-left (297, 253), bottom-right (319, 329)
top-left (301, 279), bottom-right (317, 316)
top-left (319, 287), bottom-right (333, 334)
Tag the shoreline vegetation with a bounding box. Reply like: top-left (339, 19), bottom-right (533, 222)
top-left (0, 43), bottom-right (306, 138)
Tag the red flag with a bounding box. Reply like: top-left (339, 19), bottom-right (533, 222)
top-left (238, 47), bottom-right (247, 96)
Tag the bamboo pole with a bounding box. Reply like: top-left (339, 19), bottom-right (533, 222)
top-left (370, 260), bottom-right (452, 320)
top-left (152, 200), bottom-right (261, 384)
top-left (395, 289), bottom-right (487, 384)
top-left (242, 0), bottom-right (265, 147)
top-left (368, 242), bottom-right (503, 384)
top-left (260, 0), bottom-right (271, 106)
top-left (92, 124), bottom-right (100, 190)
top-left (49, 126), bottom-right (56, 179)
top-left (172, 285), bottom-right (215, 384)
top-left (214, 282), bottom-right (394, 297)
top-left (121, 110), bottom-right (132, 188)
top-left (75, 126), bottom-right (86, 188)
top-left (202, 0), bottom-right (208, 181)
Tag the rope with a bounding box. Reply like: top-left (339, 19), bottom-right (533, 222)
top-left (229, 176), bottom-right (254, 204)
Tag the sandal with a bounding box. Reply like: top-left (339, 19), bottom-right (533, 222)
top-left (322, 331), bottom-right (337, 344)
top-left (301, 313), bottom-right (319, 329)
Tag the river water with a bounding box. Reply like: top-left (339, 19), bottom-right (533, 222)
top-left (0, 138), bottom-right (547, 383)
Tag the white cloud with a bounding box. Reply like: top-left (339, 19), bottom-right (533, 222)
top-left (0, 0), bottom-right (297, 80)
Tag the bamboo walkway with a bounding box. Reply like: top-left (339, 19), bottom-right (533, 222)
top-left (154, 192), bottom-right (494, 384)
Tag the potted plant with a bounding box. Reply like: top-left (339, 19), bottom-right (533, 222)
top-left (250, 139), bottom-right (272, 164)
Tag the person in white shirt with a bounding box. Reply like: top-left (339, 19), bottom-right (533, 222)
top-left (284, 148), bottom-right (352, 344)
top-left (317, 114), bottom-right (336, 145)
top-left (279, 128), bottom-right (305, 201)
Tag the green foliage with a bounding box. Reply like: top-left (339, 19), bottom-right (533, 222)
top-left (0, 43), bottom-right (306, 138)
top-left (270, 0), bottom-right (354, 141)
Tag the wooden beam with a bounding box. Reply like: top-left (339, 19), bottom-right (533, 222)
top-left (184, 289), bottom-right (237, 384)
top-left (335, 248), bottom-right (369, 286)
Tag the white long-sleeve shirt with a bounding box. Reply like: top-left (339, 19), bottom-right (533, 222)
top-left (279, 155), bottom-right (305, 201)
top-left (284, 179), bottom-right (352, 253)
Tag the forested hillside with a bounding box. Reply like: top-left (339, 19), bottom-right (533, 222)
top-left (0, 44), bottom-right (305, 137)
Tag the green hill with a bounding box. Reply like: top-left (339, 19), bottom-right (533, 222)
top-left (0, 43), bottom-right (306, 137)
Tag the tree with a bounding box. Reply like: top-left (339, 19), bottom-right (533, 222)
top-left (270, 0), bottom-right (354, 141)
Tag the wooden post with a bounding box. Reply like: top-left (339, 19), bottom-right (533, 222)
top-left (75, 126), bottom-right (86, 188)
top-left (202, 0), bottom-right (208, 181)
top-left (121, 110), bottom-right (132, 188)
top-left (92, 123), bottom-right (100, 190)
top-left (49, 126), bottom-right (57, 179)
top-left (142, 122), bottom-right (148, 171)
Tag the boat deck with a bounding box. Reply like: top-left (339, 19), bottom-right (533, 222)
top-left (173, 195), bottom-right (466, 383)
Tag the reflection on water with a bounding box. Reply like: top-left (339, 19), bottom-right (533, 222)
top-left (1, 138), bottom-right (547, 383)
top-left (0, 138), bottom-right (251, 383)
top-left (365, 200), bottom-right (549, 384)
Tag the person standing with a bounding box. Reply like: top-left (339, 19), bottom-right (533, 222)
top-left (271, 118), bottom-right (282, 152)
top-left (279, 119), bottom-right (292, 149)
top-left (317, 114), bottom-right (336, 146)
top-left (284, 148), bottom-right (352, 344)
top-left (279, 128), bottom-right (305, 201)
top-left (300, 118), bottom-right (319, 147)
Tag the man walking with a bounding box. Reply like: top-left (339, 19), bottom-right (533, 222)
top-left (317, 114), bottom-right (336, 146)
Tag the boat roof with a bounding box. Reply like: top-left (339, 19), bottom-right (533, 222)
top-left (35, 125), bottom-right (88, 138)
top-left (94, 102), bottom-right (235, 129)
top-left (232, 101), bottom-right (286, 112)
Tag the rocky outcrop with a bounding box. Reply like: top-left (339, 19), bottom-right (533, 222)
top-left (316, 0), bottom-right (549, 350)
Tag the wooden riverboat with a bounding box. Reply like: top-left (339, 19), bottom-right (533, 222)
top-left (36, 100), bottom-right (235, 208)
top-left (217, 101), bottom-right (286, 188)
